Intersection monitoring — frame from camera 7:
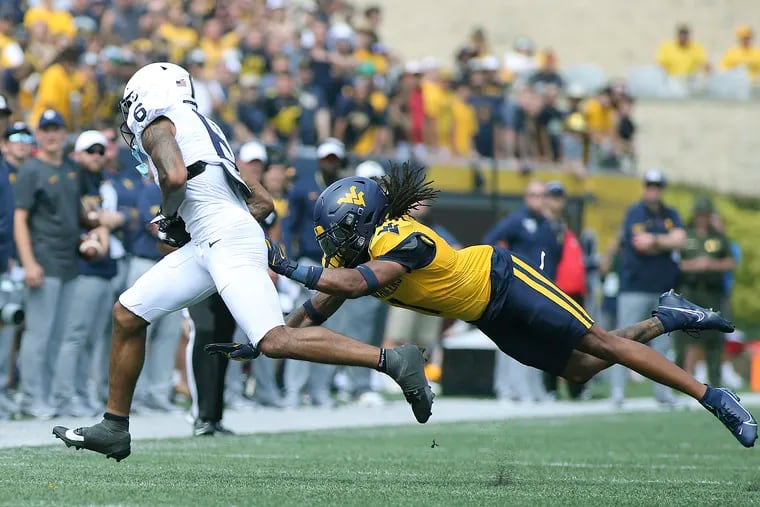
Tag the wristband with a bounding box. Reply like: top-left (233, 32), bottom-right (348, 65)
top-left (292, 264), bottom-right (323, 290)
top-left (356, 264), bottom-right (380, 292)
top-left (302, 299), bottom-right (327, 324)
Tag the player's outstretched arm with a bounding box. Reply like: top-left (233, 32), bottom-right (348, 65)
top-left (286, 291), bottom-right (346, 328)
top-left (266, 236), bottom-right (405, 298)
top-left (141, 117), bottom-right (187, 216)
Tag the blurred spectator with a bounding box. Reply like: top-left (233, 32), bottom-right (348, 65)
top-left (187, 293), bottom-right (237, 435)
top-left (354, 28), bottom-right (388, 76)
top-left (263, 72), bottom-right (301, 153)
top-left (611, 169), bottom-right (686, 407)
top-left (363, 5), bottom-right (382, 33)
top-left (297, 59), bottom-right (331, 148)
top-left (0, 8), bottom-right (24, 72)
top-left (719, 25), bottom-right (760, 82)
top-left (615, 94), bottom-right (636, 173)
top-left (326, 22), bottom-right (357, 106)
top-left (199, 17), bottom-right (240, 77)
top-left (529, 50), bottom-right (564, 89)
top-left (23, 0), bottom-right (76, 40)
top-left (560, 83), bottom-right (588, 177)
top-left (237, 140), bottom-right (269, 188)
top-left (389, 62), bottom-right (425, 161)
top-left (30, 45), bottom-right (80, 128)
top-left (1, 121), bottom-right (34, 185)
top-left (100, 0), bottom-right (145, 45)
top-left (158, 2), bottom-right (199, 64)
top-left (185, 49), bottom-right (221, 119)
top-left (543, 181), bottom-right (588, 400)
top-left (583, 86), bottom-right (616, 170)
top-left (536, 84), bottom-right (564, 163)
top-left (673, 196), bottom-right (735, 387)
top-left (513, 85), bottom-right (543, 169)
top-left (234, 74), bottom-right (266, 140)
top-left (239, 29), bottom-right (270, 78)
top-left (450, 81), bottom-right (478, 159)
top-left (468, 63), bottom-right (506, 162)
top-left (51, 130), bottom-right (112, 417)
top-left (504, 36), bottom-right (538, 79)
top-left (333, 76), bottom-right (388, 156)
top-left (656, 24), bottom-right (709, 78)
top-left (73, 52), bottom-right (99, 130)
top-left (13, 109), bottom-right (80, 418)
top-left (483, 180), bottom-right (560, 402)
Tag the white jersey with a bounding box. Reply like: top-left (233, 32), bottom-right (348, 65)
top-left (126, 97), bottom-right (258, 243)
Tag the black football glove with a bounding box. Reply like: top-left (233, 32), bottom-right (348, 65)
top-left (265, 236), bottom-right (298, 277)
top-left (204, 342), bottom-right (260, 361)
top-left (151, 213), bottom-right (191, 248)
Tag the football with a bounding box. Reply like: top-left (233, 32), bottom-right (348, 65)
top-left (78, 230), bottom-right (106, 260)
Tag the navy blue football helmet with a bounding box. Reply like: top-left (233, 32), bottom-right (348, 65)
top-left (313, 176), bottom-right (389, 268)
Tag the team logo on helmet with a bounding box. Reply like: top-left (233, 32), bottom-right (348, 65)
top-left (336, 186), bottom-right (366, 206)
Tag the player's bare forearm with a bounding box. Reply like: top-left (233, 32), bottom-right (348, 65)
top-left (286, 292), bottom-right (345, 328)
top-left (141, 117), bottom-right (187, 215)
top-left (246, 178), bottom-right (275, 222)
top-left (13, 208), bottom-right (36, 267)
top-left (314, 260), bottom-right (406, 299)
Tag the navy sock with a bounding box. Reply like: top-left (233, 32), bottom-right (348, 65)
top-left (654, 313), bottom-right (678, 334)
top-left (699, 385), bottom-right (716, 406)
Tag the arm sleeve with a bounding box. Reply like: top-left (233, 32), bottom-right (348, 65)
top-left (13, 163), bottom-right (36, 210)
top-left (482, 217), bottom-right (511, 245)
top-left (375, 233), bottom-right (436, 272)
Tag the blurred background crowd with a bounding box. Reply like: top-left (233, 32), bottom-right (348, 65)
top-left (0, 0), bottom-right (753, 431)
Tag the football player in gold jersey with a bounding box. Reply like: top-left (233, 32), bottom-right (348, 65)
top-left (213, 163), bottom-right (755, 448)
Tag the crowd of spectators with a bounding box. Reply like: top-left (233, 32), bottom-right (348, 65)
top-left (0, 0), bottom-right (645, 178)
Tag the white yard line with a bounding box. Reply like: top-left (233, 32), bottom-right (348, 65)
top-left (3, 393), bottom-right (760, 449)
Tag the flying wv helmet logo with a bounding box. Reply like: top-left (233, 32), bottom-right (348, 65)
top-left (336, 185), bottom-right (366, 206)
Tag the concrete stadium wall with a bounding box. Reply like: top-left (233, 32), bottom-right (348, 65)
top-left (362, 0), bottom-right (760, 76)
top-left (634, 100), bottom-right (760, 196)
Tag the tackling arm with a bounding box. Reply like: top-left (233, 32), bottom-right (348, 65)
top-left (286, 291), bottom-right (346, 328)
top-left (141, 117), bottom-right (186, 216)
top-left (313, 260), bottom-right (407, 299)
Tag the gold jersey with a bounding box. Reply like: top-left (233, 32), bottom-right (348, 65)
top-left (367, 216), bottom-right (493, 321)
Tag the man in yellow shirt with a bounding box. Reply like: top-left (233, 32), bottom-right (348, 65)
top-left (450, 81), bottom-right (478, 157)
top-left (30, 46), bottom-right (79, 128)
top-left (23, 0), bottom-right (76, 39)
top-left (720, 25), bottom-right (760, 81)
top-left (656, 25), bottom-right (709, 77)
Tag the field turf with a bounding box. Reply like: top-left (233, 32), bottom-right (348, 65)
top-left (1, 410), bottom-right (758, 506)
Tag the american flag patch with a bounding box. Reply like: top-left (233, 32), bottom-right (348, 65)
top-left (176, 79), bottom-right (187, 87)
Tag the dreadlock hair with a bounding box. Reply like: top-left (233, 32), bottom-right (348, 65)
top-left (378, 161), bottom-right (440, 220)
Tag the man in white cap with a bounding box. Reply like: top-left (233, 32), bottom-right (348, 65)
top-left (238, 140), bottom-right (268, 182)
top-left (280, 138), bottom-right (348, 407)
top-left (51, 130), bottom-right (115, 417)
top-left (611, 169), bottom-right (686, 407)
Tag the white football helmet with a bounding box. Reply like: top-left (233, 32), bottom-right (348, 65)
top-left (118, 62), bottom-right (196, 149)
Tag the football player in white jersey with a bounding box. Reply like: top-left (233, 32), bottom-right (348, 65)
top-left (53, 63), bottom-right (433, 461)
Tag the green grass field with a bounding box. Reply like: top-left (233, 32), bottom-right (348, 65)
top-left (2, 411), bottom-right (758, 507)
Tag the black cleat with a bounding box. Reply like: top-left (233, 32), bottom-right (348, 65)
top-left (385, 344), bottom-right (434, 423)
top-left (213, 422), bottom-right (235, 435)
top-left (53, 420), bottom-right (131, 462)
top-left (653, 290), bottom-right (735, 333)
top-left (193, 420), bottom-right (215, 436)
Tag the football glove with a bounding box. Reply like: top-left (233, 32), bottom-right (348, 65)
top-left (265, 237), bottom-right (324, 289)
top-left (265, 237), bottom-right (298, 277)
top-left (151, 213), bottom-right (191, 248)
top-left (204, 342), bottom-right (260, 361)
